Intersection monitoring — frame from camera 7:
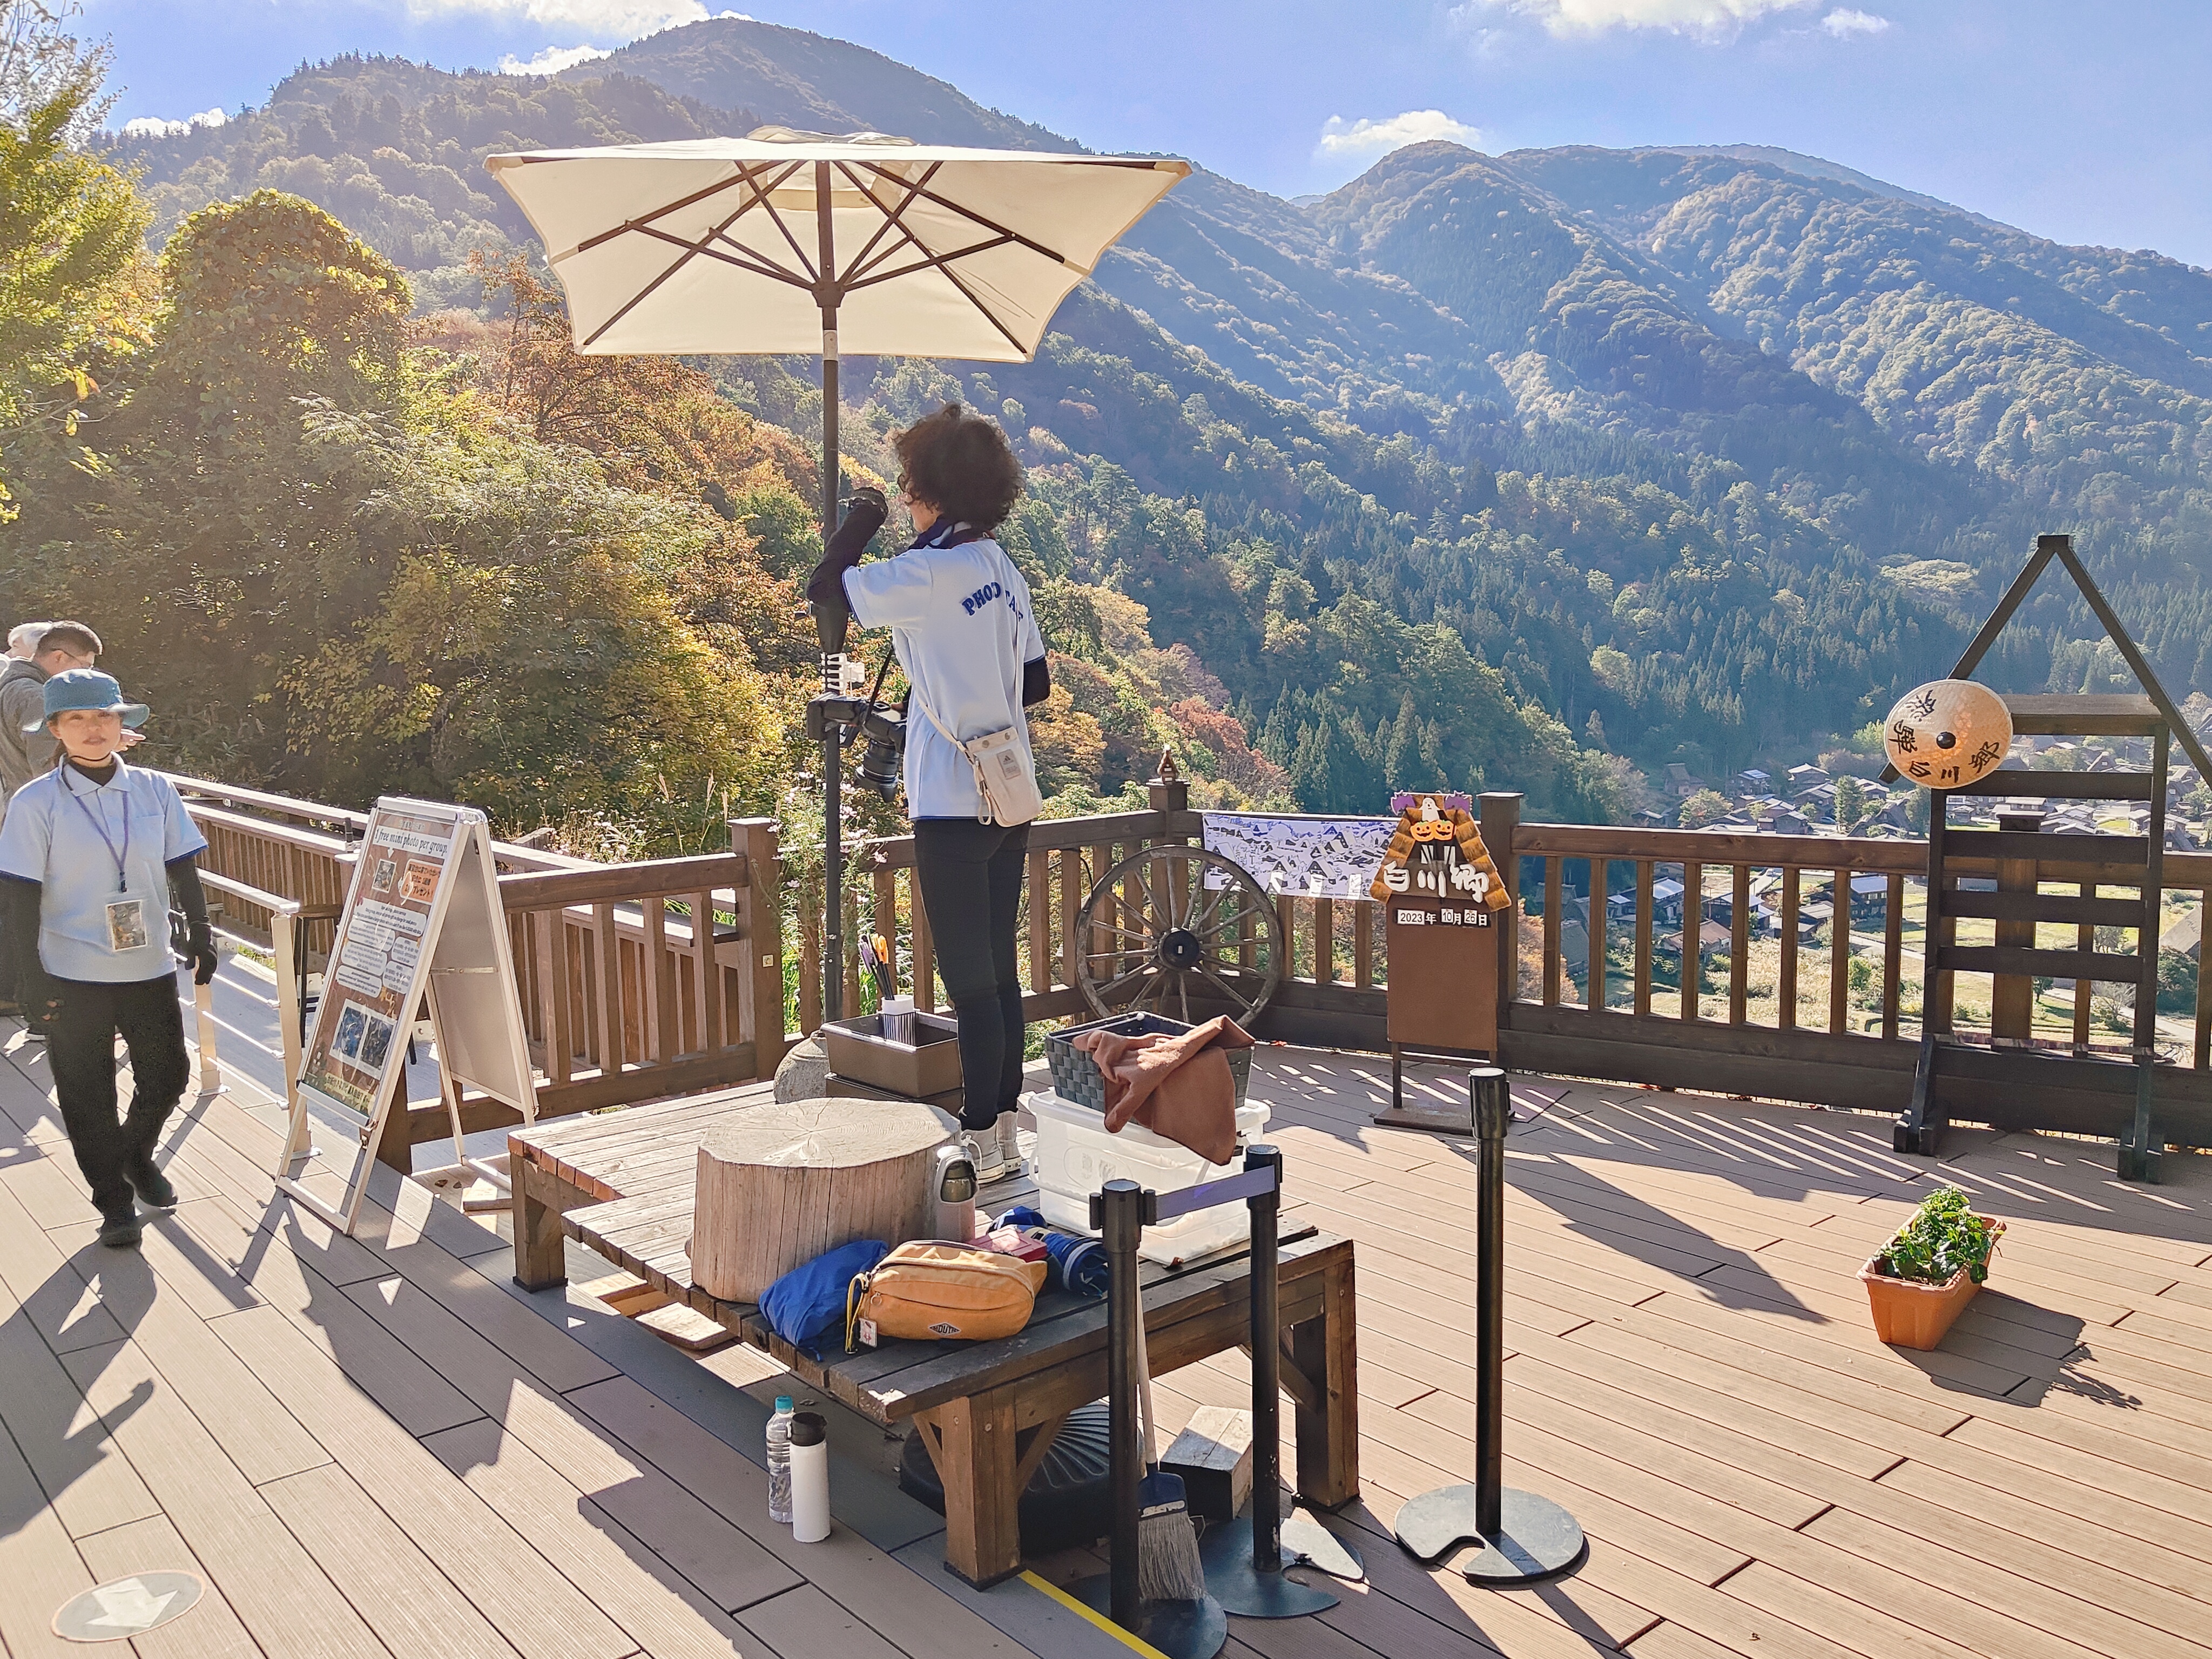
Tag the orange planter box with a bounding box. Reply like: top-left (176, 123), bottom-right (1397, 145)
top-left (1858, 1217), bottom-right (2004, 1351)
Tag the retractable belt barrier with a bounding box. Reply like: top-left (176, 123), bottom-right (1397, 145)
top-left (1068, 1143), bottom-right (1352, 1659)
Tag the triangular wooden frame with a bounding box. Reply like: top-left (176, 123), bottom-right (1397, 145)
top-left (1883, 532), bottom-right (2212, 785)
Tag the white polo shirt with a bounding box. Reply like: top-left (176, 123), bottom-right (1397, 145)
top-left (844, 531), bottom-right (1047, 820)
top-left (0, 759), bottom-right (207, 982)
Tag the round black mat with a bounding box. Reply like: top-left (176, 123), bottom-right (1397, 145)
top-left (899, 1400), bottom-right (1112, 1556)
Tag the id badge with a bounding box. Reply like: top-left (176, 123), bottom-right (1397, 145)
top-left (104, 898), bottom-right (149, 953)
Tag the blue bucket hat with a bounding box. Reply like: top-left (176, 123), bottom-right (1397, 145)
top-left (29, 669), bottom-right (149, 734)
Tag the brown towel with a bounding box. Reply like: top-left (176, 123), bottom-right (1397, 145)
top-left (1069, 1016), bottom-right (1256, 1164)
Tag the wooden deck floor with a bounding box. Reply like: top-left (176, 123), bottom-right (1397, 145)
top-left (4, 1002), bottom-right (2212, 1659)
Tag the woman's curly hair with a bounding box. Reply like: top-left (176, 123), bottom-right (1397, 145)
top-left (892, 402), bottom-right (1024, 532)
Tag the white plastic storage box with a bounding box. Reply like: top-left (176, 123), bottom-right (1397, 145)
top-left (1023, 1089), bottom-right (1271, 1266)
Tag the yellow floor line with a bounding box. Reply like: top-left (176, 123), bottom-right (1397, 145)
top-left (1019, 1571), bottom-right (1171, 1659)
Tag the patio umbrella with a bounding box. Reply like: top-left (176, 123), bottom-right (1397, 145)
top-left (487, 129), bottom-right (1190, 1020)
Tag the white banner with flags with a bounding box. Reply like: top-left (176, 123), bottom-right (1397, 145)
top-left (1200, 813), bottom-right (1397, 902)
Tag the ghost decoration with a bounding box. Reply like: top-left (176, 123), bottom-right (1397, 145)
top-left (1884, 680), bottom-right (2013, 790)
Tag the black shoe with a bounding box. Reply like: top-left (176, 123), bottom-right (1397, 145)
top-left (126, 1156), bottom-right (178, 1211)
top-left (98, 1205), bottom-right (143, 1249)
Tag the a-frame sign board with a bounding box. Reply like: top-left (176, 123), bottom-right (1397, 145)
top-left (276, 798), bottom-right (538, 1233)
top-left (1891, 535), bottom-right (2212, 1183)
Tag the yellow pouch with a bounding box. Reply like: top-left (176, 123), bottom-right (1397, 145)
top-left (845, 1242), bottom-right (1046, 1352)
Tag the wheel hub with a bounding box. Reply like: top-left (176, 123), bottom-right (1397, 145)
top-left (1158, 927), bottom-right (1203, 971)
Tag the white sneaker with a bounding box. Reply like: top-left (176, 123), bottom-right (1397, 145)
top-left (995, 1110), bottom-right (1023, 1178)
top-left (963, 1130), bottom-right (1010, 1186)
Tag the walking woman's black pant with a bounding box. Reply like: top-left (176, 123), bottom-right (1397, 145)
top-left (912, 818), bottom-right (1030, 1131)
top-left (48, 974), bottom-right (190, 1215)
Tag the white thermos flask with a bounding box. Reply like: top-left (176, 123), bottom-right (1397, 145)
top-left (788, 1411), bottom-right (830, 1542)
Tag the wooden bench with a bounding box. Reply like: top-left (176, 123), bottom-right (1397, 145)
top-left (509, 1086), bottom-right (1359, 1587)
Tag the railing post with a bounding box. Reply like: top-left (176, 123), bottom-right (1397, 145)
top-left (731, 817), bottom-right (791, 1077)
top-left (1480, 793), bottom-right (1522, 1023)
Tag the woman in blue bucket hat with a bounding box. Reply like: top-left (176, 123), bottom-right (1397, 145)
top-left (0, 670), bottom-right (219, 1247)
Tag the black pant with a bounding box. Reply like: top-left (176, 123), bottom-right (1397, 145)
top-left (48, 974), bottom-right (189, 1215)
top-left (913, 819), bottom-right (1030, 1131)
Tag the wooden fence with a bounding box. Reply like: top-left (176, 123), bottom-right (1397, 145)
top-left (171, 776), bottom-right (787, 1165)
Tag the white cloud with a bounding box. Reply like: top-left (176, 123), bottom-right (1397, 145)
top-left (1467, 0), bottom-right (1813, 38)
top-left (1820, 7), bottom-right (1889, 35)
top-left (498, 43), bottom-right (613, 75)
top-left (1318, 110), bottom-right (1485, 160)
top-left (404, 1), bottom-right (711, 32)
top-left (119, 107), bottom-right (228, 139)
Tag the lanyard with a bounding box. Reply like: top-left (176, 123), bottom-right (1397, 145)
top-left (907, 518), bottom-right (987, 552)
top-left (64, 766), bottom-right (131, 892)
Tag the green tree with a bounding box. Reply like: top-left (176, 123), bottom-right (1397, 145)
top-left (1835, 774), bottom-right (1866, 833)
top-left (0, 1), bottom-right (152, 515)
top-left (1678, 788), bottom-right (1728, 829)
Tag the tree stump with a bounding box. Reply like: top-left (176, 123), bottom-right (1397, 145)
top-left (690, 1096), bottom-right (958, 1302)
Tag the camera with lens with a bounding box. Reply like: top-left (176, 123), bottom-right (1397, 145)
top-left (854, 702), bottom-right (906, 798)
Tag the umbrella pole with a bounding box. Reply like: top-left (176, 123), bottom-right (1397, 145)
top-left (820, 313), bottom-right (845, 1024)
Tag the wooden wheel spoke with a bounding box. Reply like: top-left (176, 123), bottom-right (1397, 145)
top-left (1197, 967), bottom-right (1244, 1008)
top-left (1094, 963), bottom-right (1151, 1002)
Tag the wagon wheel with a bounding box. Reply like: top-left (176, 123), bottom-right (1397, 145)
top-left (1075, 845), bottom-right (1284, 1026)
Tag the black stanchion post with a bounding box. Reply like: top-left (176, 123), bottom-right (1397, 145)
top-left (1391, 1067), bottom-right (1586, 1584)
top-left (1073, 1182), bottom-right (1228, 1659)
top-left (1101, 1179), bottom-right (1144, 1627)
top-left (1197, 1145), bottom-right (1340, 1618)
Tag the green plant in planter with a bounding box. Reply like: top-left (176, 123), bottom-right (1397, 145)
top-left (1878, 1186), bottom-right (1998, 1286)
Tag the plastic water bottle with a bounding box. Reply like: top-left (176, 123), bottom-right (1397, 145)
top-left (766, 1395), bottom-right (795, 1523)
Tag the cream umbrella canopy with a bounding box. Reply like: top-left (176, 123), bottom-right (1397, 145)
top-left (487, 128), bottom-right (1190, 1021)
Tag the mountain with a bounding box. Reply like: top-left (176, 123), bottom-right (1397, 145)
top-left (88, 16), bottom-right (2212, 808)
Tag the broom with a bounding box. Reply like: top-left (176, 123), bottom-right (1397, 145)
top-left (1132, 1305), bottom-right (1208, 1601)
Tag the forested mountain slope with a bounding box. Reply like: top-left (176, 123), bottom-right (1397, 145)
top-left (84, 14), bottom-right (2212, 813)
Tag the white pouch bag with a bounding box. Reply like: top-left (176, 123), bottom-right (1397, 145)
top-left (912, 691), bottom-right (1042, 826)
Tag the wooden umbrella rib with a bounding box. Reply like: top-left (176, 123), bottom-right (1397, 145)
top-left (578, 162), bottom-right (804, 349)
top-left (830, 159), bottom-right (943, 290)
top-left (845, 233), bottom-right (1021, 293)
top-left (629, 224), bottom-right (810, 287)
top-left (824, 164), bottom-right (1031, 352)
top-left (853, 162), bottom-right (1079, 267)
top-left (569, 165), bottom-right (772, 254)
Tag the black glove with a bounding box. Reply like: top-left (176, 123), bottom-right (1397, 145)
top-left (805, 487), bottom-right (889, 610)
top-left (188, 923), bottom-right (218, 987)
top-left (23, 968), bottom-right (63, 1029)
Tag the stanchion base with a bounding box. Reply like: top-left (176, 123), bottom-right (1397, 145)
top-left (1283, 1506), bottom-right (1365, 1582)
top-left (1393, 1484), bottom-right (1586, 1583)
top-left (1197, 1519), bottom-right (1339, 1618)
top-left (1065, 1577), bottom-right (1226, 1659)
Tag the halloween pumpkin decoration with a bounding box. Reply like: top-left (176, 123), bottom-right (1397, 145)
top-left (1884, 680), bottom-right (2013, 790)
top-left (1371, 794), bottom-right (1512, 909)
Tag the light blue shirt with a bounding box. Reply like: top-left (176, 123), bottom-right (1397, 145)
top-left (0, 759), bottom-right (207, 982)
top-left (844, 533), bottom-right (1047, 820)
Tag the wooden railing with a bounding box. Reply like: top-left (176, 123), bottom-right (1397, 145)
top-left (170, 775), bottom-right (787, 1164)
top-left (173, 768), bottom-right (2212, 1156)
top-left (802, 777), bottom-right (1387, 1050)
top-left (1476, 793), bottom-right (2212, 1149)
top-left (805, 784), bottom-right (2212, 1149)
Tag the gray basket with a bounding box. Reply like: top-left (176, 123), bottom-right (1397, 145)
top-left (1045, 1011), bottom-right (1253, 1112)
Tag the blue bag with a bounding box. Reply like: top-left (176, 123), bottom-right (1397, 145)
top-left (760, 1238), bottom-right (889, 1358)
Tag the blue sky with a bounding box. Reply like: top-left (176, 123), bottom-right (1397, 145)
top-left (84, 1), bottom-right (2212, 266)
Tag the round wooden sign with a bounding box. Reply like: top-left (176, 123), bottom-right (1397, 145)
top-left (1884, 680), bottom-right (2012, 790)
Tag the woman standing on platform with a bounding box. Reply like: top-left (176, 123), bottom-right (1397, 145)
top-left (809, 404), bottom-right (1048, 1181)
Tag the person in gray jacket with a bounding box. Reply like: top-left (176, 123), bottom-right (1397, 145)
top-left (0, 621), bottom-right (104, 809)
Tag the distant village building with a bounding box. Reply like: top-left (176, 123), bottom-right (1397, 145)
top-left (1734, 767), bottom-right (1770, 795)
top-left (1664, 764), bottom-right (1704, 798)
